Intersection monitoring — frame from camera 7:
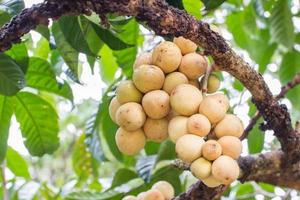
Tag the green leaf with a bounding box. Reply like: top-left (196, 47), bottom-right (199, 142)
top-left (247, 119), bottom-right (265, 154)
top-left (13, 92), bottom-right (59, 156)
top-left (259, 183), bottom-right (274, 193)
top-left (52, 22), bottom-right (79, 82)
top-left (0, 53), bottom-right (25, 96)
top-left (279, 51), bottom-right (300, 110)
top-left (66, 190), bottom-right (122, 200)
top-left (0, 95), bottom-right (13, 163)
top-left (155, 140), bottom-right (176, 162)
top-left (5, 43), bottom-right (28, 73)
top-left (270, 0), bottom-right (294, 49)
top-left (111, 169), bottom-right (138, 188)
top-left (72, 134), bottom-right (98, 182)
top-left (33, 38), bottom-right (50, 59)
top-left (6, 147), bottom-right (30, 179)
top-left (25, 57), bottom-right (73, 101)
top-left (0, 0), bottom-right (24, 26)
top-left (183, 0), bottom-right (202, 19)
top-left (99, 45), bottom-right (118, 84)
top-left (166, 0), bottom-right (184, 9)
top-left (236, 183), bottom-right (254, 197)
top-left (35, 25), bottom-right (50, 40)
top-left (201, 0), bottom-right (226, 10)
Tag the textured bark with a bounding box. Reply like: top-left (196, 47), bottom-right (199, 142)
top-left (1, 0), bottom-right (300, 199)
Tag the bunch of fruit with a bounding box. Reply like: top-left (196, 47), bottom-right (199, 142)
top-left (109, 36), bottom-right (244, 188)
top-left (122, 181), bottom-right (174, 200)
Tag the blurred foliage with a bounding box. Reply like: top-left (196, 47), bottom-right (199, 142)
top-left (0, 0), bottom-right (300, 199)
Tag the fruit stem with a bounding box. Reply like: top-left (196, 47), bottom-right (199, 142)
top-left (201, 63), bottom-right (214, 94)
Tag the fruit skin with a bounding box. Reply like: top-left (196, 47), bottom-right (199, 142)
top-left (187, 114), bottom-right (211, 137)
top-left (207, 74), bottom-right (221, 94)
top-left (168, 116), bottom-right (188, 142)
top-left (175, 134), bottom-right (205, 163)
top-left (134, 52), bottom-right (152, 68)
top-left (173, 36), bottom-right (197, 55)
top-left (152, 41), bottom-right (182, 73)
top-left (122, 195), bottom-right (137, 200)
top-left (190, 157), bottom-right (212, 179)
top-left (115, 128), bottom-right (146, 156)
top-left (109, 97), bottom-right (121, 123)
top-left (170, 84), bottom-right (203, 116)
top-left (143, 189), bottom-right (165, 200)
top-left (218, 136), bottom-right (242, 159)
top-left (212, 155), bottom-right (240, 185)
top-left (151, 181), bottom-right (175, 200)
top-left (179, 53), bottom-right (207, 79)
top-left (202, 140), bottom-right (222, 161)
top-left (137, 192), bottom-right (146, 200)
top-left (202, 175), bottom-right (222, 188)
top-left (142, 90), bottom-right (170, 119)
top-left (116, 80), bottom-right (143, 104)
top-left (163, 72), bottom-right (188, 94)
top-left (214, 114), bottom-right (244, 138)
top-left (199, 93), bottom-right (229, 124)
top-left (143, 118), bottom-right (168, 142)
top-left (133, 64), bottom-right (165, 93)
top-left (116, 102), bottom-right (146, 131)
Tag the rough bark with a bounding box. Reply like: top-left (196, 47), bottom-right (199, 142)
top-left (1, 0), bottom-right (300, 199)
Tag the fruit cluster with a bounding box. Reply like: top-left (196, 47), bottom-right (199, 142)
top-left (109, 37), bottom-right (244, 187)
top-left (122, 181), bottom-right (174, 200)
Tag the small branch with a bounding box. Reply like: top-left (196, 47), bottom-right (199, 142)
top-left (240, 112), bottom-right (261, 140)
top-left (201, 63), bottom-right (213, 94)
top-left (1, 163), bottom-right (9, 200)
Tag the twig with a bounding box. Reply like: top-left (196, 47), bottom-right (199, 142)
top-left (201, 63), bottom-right (213, 94)
top-left (1, 163), bottom-right (9, 200)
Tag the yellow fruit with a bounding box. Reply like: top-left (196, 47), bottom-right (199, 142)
top-left (134, 52), bottom-right (152, 68)
top-left (179, 53), bottom-right (207, 79)
top-left (175, 134), bottom-right (205, 163)
top-left (214, 114), bottom-right (244, 138)
top-left (187, 114), bottom-right (211, 137)
top-left (143, 189), bottom-right (164, 200)
top-left (190, 157), bottom-right (212, 179)
top-left (173, 36), bottom-right (197, 55)
top-left (137, 192), bottom-right (146, 200)
top-left (116, 102), bottom-right (146, 131)
top-left (188, 79), bottom-right (200, 89)
top-left (199, 93), bottom-right (229, 124)
top-left (116, 80), bottom-right (143, 104)
top-left (115, 128), bottom-right (146, 155)
top-left (207, 74), bottom-right (221, 94)
top-left (218, 136), bottom-right (242, 159)
top-left (142, 90), bottom-right (170, 119)
top-left (151, 181), bottom-right (174, 200)
top-left (109, 97), bottom-right (121, 123)
top-left (170, 84), bottom-right (203, 116)
top-left (202, 175), bottom-right (222, 188)
top-left (122, 195), bottom-right (137, 200)
top-left (202, 140), bottom-right (222, 161)
top-left (168, 116), bottom-right (188, 142)
top-left (212, 155), bottom-right (240, 185)
top-left (163, 72), bottom-right (188, 94)
top-left (143, 118), bottom-right (168, 142)
top-left (152, 41), bottom-right (182, 73)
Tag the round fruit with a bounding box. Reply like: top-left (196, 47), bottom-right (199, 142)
top-left (179, 53), bottom-right (207, 79)
top-left (115, 128), bottom-right (146, 156)
top-left (168, 116), bottom-right (188, 142)
top-left (187, 114), bottom-right (211, 137)
top-left (116, 80), bottom-right (143, 104)
top-left (188, 79), bottom-right (200, 89)
top-left (143, 189), bottom-right (164, 200)
top-left (170, 84), bottom-right (203, 116)
top-left (218, 136), bottom-right (242, 159)
top-left (214, 114), bottom-right (244, 138)
top-left (163, 72), bottom-right (188, 94)
top-left (137, 192), bottom-right (146, 200)
top-left (190, 157), bottom-right (212, 179)
top-left (109, 97), bottom-right (121, 123)
top-left (142, 90), bottom-right (170, 119)
top-left (173, 36), bottom-right (197, 55)
top-left (116, 102), bottom-right (146, 131)
top-left (175, 134), bottom-right (205, 163)
top-left (152, 181), bottom-right (174, 200)
top-left (212, 155), bottom-right (240, 185)
top-left (122, 195), bottom-right (137, 200)
top-left (202, 175), bottom-right (222, 188)
top-left (199, 93), bottom-right (229, 124)
top-left (134, 52), bottom-right (152, 68)
top-left (202, 140), bottom-right (222, 161)
top-left (152, 41), bottom-right (182, 73)
top-left (133, 65), bottom-right (165, 93)
top-left (143, 118), bottom-right (168, 142)
top-left (207, 74), bottom-right (221, 94)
